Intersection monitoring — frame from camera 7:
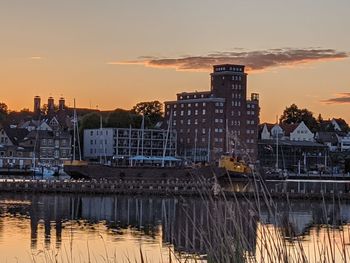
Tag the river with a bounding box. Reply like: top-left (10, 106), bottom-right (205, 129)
top-left (0, 192), bottom-right (349, 262)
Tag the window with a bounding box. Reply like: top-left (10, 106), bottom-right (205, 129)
top-left (90, 131), bottom-right (93, 136)
top-left (195, 110), bottom-right (198, 115)
top-left (188, 110), bottom-right (191, 115)
top-left (202, 109), bottom-right (206, 115)
top-left (187, 119), bottom-right (191, 125)
top-left (180, 111), bottom-right (184, 116)
top-left (202, 128), bottom-right (206, 134)
top-left (173, 111), bottom-right (177, 116)
top-left (194, 119), bottom-right (198, 125)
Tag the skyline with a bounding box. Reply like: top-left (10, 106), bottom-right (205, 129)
top-left (1, 0), bottom-right (349, 123)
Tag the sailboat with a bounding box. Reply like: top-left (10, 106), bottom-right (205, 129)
top-left (64, 99), bottom-right (87, 168)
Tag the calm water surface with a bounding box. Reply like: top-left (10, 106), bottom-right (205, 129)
top-left (0, 192), bottom-right (350, 262)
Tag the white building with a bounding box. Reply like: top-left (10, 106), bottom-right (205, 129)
top-left (339, 133), bottom-right (350, 152)
top-left (84, 128), bottom-right (115, 160)
top-left (289, 122), bottom-right (314, 142)
top-left (84, 128), bottom-right (177, 163)
top-left (260, 121), bottom-right (314, 142)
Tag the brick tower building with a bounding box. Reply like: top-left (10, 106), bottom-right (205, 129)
top-left (164, 64), bottom-right (260, 163)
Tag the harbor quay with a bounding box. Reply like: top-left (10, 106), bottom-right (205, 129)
top-left (1, 178), bottom-right (350, 200)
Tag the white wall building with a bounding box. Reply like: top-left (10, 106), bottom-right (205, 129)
top-left (84, 128), bottom-right (177, 162)
top-left (84, 128), bottom-right (115, 159)
top-left (289, 122), bottom-right (314, 142)
top-left (339, 133), bottom-right (350, 152)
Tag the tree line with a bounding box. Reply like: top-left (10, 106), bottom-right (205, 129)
top-left (279, 103), bottom-right (349, 132)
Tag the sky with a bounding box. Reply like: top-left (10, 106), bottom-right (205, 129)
top-left (0, 0), bottom-right (349, 123)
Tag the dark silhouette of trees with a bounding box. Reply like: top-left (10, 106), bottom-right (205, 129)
top-left (279, 104), bottom-right (318, 132)
top-left (0, 102), bottom-right (8, 122)
top-left (131, 101), bottom-right (163, 128)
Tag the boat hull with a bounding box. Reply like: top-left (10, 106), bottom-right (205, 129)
top-left (63, 164), bottom-right (252, 181)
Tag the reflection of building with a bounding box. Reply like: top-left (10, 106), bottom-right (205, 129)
top-left (3, 193), bottom-right (350, 257)
top-left (164, 64), bottom-right (260, 162)
top-left (83, 128), bottom-right (177, 163)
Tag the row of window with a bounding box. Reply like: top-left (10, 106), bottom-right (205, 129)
top-left (90, 139), bottom-right (108, 145)
top-left (90, 130), bottom-right (109, 136)
top-left (177, 109), bottom-right (207, 116)
top-left (232, 93), bottom-right (242, 99)
top-left (168, 102), bottom-right (208, 109)
top-left (178, 94), bottom-right (207, 100)
top-left (232, 84), bottom-right (242, 90)
top-left (247, 104), bottom-right (256, 109)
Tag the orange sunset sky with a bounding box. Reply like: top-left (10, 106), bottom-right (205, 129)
top-left (0, 0), bottom-right (349, 123)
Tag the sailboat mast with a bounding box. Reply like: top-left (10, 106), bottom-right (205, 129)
top-left (73, 99), bottom-right (76, 162)
top-left (100, 114), bottom-right (102, 164)
top-left (275, 115), bottom-right (279, 170)
top-left (162, 109), bottom-right (172, 167)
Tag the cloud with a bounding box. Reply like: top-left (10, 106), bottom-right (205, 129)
top-left (321, 93), bottom-right (350, 104)
top-left (29, 56), bottom-right (44, 60)
top-left (108, 48), bottom-right (348, 72)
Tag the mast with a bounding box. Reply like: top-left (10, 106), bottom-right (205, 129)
top-left (129, 125), bottom-right (132, 167)
top-left (207, 128), bottom-right (211, 163)
top-left (73, 99), bottom-right (76, 162)
top-left (276, 131), bottom-right (279, 170)
top-left (162, 109), bottom-right (172, 167)
top-left (226, 119), bottom-right (229, 153)
top-left (194, 129), bottom-right (197, 163)
top-left (141, 114), bottom-right (145, 157)
top-left (100, 114), bottom-right (103, 164)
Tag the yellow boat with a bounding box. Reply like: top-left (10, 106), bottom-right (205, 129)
top-left (218, 155), bottom-right (252, 177)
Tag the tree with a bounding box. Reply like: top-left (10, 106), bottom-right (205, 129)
top-left (280, 104), bottom-right (318, 132)
top-left (0, 102), bottom-right (8, 122)
top-left (106, 109), bottom-right (133, 128)
top-left (79, 112), bottom-right (102, 130)
top-left (131, 101), bottom-right (163, 127)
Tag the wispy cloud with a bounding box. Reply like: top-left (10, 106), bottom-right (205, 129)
top-left (108, 48), bottom-right (348, 72)
top-left (29, 56), bottom-right (44, 60)
top-left (321, 93), bottom-right (350, 104)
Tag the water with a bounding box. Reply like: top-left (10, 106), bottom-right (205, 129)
top-left (0, 192), bottom-right (350, 262)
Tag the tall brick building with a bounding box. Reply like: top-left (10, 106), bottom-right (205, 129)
top-left (164, 64), bottom-right (260, 163)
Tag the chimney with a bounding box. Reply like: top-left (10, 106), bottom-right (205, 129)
top-left (59, 97), bottom-right (65, 110)
top-left (34, 96), bottom-right (41, 114)
top-left (48, 97), bottom-right (55, 114)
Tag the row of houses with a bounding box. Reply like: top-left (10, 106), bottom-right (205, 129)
top-left (258, 119), bottom-right (350, 172)
top-left (0, 97), bottom-right (72, 169)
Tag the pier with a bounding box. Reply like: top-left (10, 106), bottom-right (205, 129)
top-left (0, 178), bottom-right (350, 200)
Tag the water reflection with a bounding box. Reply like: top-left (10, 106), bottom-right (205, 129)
top-left (0, 193), bottom-right (349, 262)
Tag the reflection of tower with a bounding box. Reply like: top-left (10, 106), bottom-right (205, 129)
top-left (48, 97), bottom-right (55, 115)
top-left (29, 196), bottom-right (39, 250)
top-left (55, 220), bottom-right (62, 249)
top-left (58, 97), bottom-right (65, 110)
top-left (34, 96), bottom-right (41, 114)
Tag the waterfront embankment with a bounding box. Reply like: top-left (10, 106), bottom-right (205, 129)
top-left (0, 178), bottom-right (350, 200)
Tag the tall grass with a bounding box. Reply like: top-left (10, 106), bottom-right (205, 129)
top-left (182, 161), bottom-right (350, 263)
